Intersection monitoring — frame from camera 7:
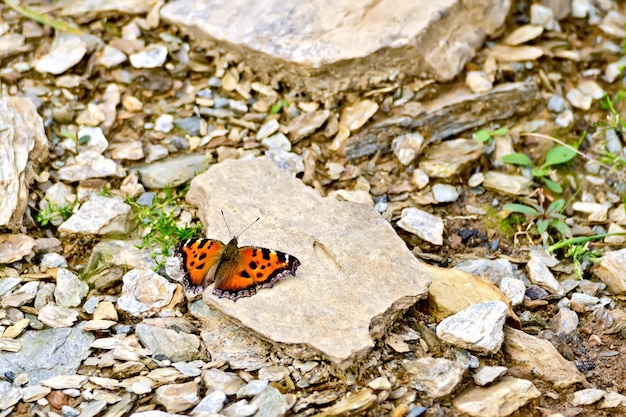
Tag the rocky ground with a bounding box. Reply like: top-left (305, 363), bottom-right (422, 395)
top-left (1, 0), bottom-right (626, 416)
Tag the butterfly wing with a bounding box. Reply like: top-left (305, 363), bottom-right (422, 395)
top-left (175, 238), bottom-right (226, 296)
top-left (213, 246), bottom-right (301, 300)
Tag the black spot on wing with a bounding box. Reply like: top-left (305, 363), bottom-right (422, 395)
top-left (277, 252), bottom-right (286, 263)
top-left (197, 240), bottom-right (208, 249)
top-left (195, 262), bottom-right (205, 271)
top-left (198, 252), bottom-right (207, 261)
top-left (240, 270), bottom-right (251, 279)
top-left (249, 261), bottom-right (258, 269)
top-left (261, 248), bottom-right (271, 260)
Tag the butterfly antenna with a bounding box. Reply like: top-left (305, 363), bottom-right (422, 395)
top-left (221, 210), bottom-right (233, 237)
top-left (236, 217), bottom-right (260, 238)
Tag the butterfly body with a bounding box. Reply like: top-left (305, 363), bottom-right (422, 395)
top-left (175, 236), bottom-right (300, 301)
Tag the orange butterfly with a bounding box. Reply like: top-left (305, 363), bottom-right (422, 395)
top-left (174, 219), bottom-right (300, 301)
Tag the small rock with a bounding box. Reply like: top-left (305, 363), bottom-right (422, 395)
top-left (594, 248), bottom-right (626, 294)
top-left (555, 109), bottom-right (574, 127)
top-left (1, 281), bottom-right (38, 307)
top-left (221, 399), bottom-right (258, 417)
top-left (77, 126), bottom-right (108, 154)
top-left (391, 133), bottom-right (424, 165)
top-left (130, 44), bottom-right (168, 69)
top-left (473, 366), bottom-right (508, 386)
top-left (566, 88), bottom-right (592, 110)
top-left (155, 381), bottom-right (199, 413)
top-left (257, 119), bottom-right (280, 140)
top-left (59, 195), bottom-right (130, 235)
top-left (547, 95), bottom-right (567, 112)
top-left (98, 45), bottom-right (127, 68)
top-left (0, 234), bottom-right (35, 263)
top-left (54, 268), bottom-right (89, 308)
top-left (571, 388), bottom-right (606, 406)
top-left (419, 139), bottom-right (483, 178)
top-left (38, 303), bottom-right (79, 328)
top-left (250, 386), bottom-right (294, 417)
top-left (499, 277), bottom-right (526, 306)
top-left (154, 114), bottom-right (174, 133)
top-left (57, 151), bottom-right (120, 182)
top-left (117, 269), bottom-right (177, 317)
top-left (41, 374), bottom-right (87, 389)
top-left (237, 380), bottom-right (269, 398)
top-left (530, 3), bottom-right (558, 30)
top-left (261, 133), bottom-right (291, 151)
top-left (483, 171), bottom-right (532, 195)
top-left (265, 150), bottom-right (305, 175)
top-left (0, 381), bottom-right (22, 410)
top-left (136, 154), bottom-right (207, 188)
top-left (504, 327), bottom-right (584, 388)
top-left (432, 184), bottom-right (460, 203)
top-left (135, 323), bottom-right (200, 362)
top-left (22, 385), bottom-right (51, 402)
top-left (258, 365), bottom-right (289, 382)
top-left (552, 307), bottom-right (579, 336)
top-left (40, 253), bottom-right (68, 271)
top-left (340, 100), bottom-right (378, 131)
top-left (397, 207), bottom-right (444, 245)
top-left (288, 110), bottom-right (329, 143)
top-left (202, 369), bottom-right (245, 395)
top-left (368, 376), bottom-right (391, 391)
top-left (405, 357), bottom-right (466, 398)
top-left (192, 390), bottom-right (226, 414)
top-left (468, 172), bottom-right (484, 187)
top-left (599, 391), bottom-right (626, 408)
top-left (527, 250), bottom-right (564, 294)
top-left (466, 71), bottom-right (493, 93)
top-left (436, 300), bottom-right (508, 354)
top-left (315, 388), bottom-right (375, 416)
top-left (35, 33), bottom-right (87, 74)
top-left (453, 376), bottom-right (540, 417)
top-left (578, 80), bottom-right (604, 100)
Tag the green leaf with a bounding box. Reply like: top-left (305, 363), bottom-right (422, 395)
top-left (537, 219), bottom-right (549, 235)
top-left (270, 99), bottom-right (288, 114)
top-left (551, 220), bottom-right (572, 238)
top-left (493, 127), bottom-right (509, 136)
top-left (501, 153), bottom-right (533, 166)
top-left (542, 178), bottom-right (563, 193)
top-left (543, 145), bottom-right (577, 167)
top-left (546, 199), bottom-right (565, 214)
top-left (503, 203), bottom-right (539, 217)
top-left (474, 130), bottom-right (492, 143)
top-left (78, 135), bottom-right (90, 145)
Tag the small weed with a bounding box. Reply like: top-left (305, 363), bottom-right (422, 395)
top-left (473, 126), bottom-right (509, 144)
top-left (503, 197), bottom-right (572, 245)
top-left (565, 242), bottom-right (602, 279)
top-left (126, 186), bottom-right (203, 269)
top-left (97, 186), bottom-right (111, 197)
top-left (501, 143), bottom-right (578, 193)
top-left (270, 99), bottom-right (289, 115)
top-left (36, 198), bottom-right (75, 226)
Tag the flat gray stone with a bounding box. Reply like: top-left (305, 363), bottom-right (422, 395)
top-left (0, 324), bottom-right (93, 385)
top-left (135, 323), bottom-right (201, 362)
top-left (58, 195), bottom-right (131, 235)
top-left (160, 0), bottom-right (510, 97)
top-left (135, 154), bottom-right (207, 189)
top-left (453, 376), bottom-right (540, 417)
top-left (0, 96), bottom-right (48, 230)
top-left (436, 300), bottom-right (508, 354)
top-left (186, 157), bottom-right (430, 369)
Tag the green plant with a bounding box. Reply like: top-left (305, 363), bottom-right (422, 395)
top-left (503, 198), bottom-right (572, 244)
top-left (474, 126), bottom-right (509, 143)
top-left (97, 185), bottom-right (111, 197)
top-left (36, 198), bottom-right (75, 226)
top-left (126, 186), bottom-right (203, 269)
top-left (565, 242), bottom-right (602, 279)
top-left (501, 144), bottom-right (577, 193)
top-left (270, 99), bottom-right (289, 115)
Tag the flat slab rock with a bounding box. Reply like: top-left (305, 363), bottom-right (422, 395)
top-left (161, 0), bottom-right (509, 96)
top-left (185, 157), bottom-right (430, 369)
